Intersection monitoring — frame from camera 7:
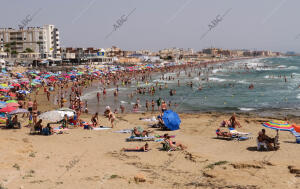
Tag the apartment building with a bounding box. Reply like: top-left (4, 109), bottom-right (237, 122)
top-left (0, 24), bottom-right (60, 59)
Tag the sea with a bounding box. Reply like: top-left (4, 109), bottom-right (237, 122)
top-left (81, 56), bottom-right (300, 117)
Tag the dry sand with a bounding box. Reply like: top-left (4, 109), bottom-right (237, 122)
top-left (1, 93), bottom-right (300, 189)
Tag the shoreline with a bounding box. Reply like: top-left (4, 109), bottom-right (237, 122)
top-left (2, 56), bottom-right (300, 189)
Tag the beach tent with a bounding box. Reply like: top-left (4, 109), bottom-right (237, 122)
top-left (162, 110), bottom-right (181, 131)
top-left (39, 110), bottom-right (75, 122)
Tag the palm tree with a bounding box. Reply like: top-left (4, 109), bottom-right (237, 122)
top-left (4, 43), bottom-right (11, 58)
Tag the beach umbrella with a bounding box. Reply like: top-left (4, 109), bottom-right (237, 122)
top-left (17, 90), bottom-right (30, 94)
top-left (11, 83), bottom-right (20, 87)
top-left (0, 106), bottom-right (17, 113)
top-left (162, 110), bottom-right (181, 131)
top-left (262, 120), bottom-right (293, 131)
top-left (8, 92), bottom-right (16, 97)
top-left (6, 102), bottom-right (20, 107)
top-left (0, 89), bottom-right (9, 92)
top-left (9, 108), bottom-right (28, 114)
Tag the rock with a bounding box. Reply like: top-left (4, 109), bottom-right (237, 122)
top-left (134, 173), bottom-right (146, 182)
top-left (288, 165), bottom-right (300, 174)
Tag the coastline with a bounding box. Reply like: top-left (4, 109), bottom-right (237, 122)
top-left (2, 56), bottom-right (300, 189)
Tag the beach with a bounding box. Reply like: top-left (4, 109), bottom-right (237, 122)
top-left (1, 90), bottom-right (300, 189)
top-left (0, 57), bottom-right (300, 189)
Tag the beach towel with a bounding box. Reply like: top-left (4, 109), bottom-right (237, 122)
top-left (229, 129), bottom-right (251, 136)
top-left (113, 129), bottom-right (132, 133)
top-left (93, 127), bottom-right (111, 130)
top-left (123, 148), bottom-right (149, 152)
top-left (53, 127), bottom-right (69, 132)
top-left (290, 129), bottom-right (300, 143)
top-left (126, 136), bottom-right (155, 142)
top-left (140, 117), bottom-right (158, 122)
top-left (155, 135), bottom-right (175, 138)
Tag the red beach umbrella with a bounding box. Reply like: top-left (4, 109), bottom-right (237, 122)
top-left (12, 83), bottom-right (20, 87)
top-left (6, 102), bottom-right (20, 107)
top-left (0, 106), bottom-right (17, 113)
top-left (8, 92), bottom-right (16, 97)
top-left (0, 89), bottom-right (9, 92)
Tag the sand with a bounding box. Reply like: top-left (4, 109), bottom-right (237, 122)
top-left (1, 97), bottom-right (300, 189)
top-left (1, 81), bottom-right (300, 189)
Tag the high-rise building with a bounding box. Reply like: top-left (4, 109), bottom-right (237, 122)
top-left (0, 24), bottom-right (60, 59)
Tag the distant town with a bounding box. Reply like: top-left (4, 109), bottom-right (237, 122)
top-left (0, 24), bottom-right (285, 68)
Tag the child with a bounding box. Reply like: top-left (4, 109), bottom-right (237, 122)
top-left (28, 113), bottom-right (33, 128)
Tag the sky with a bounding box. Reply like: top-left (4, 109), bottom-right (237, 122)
top-left (1, 0), bottom-right (300, 52)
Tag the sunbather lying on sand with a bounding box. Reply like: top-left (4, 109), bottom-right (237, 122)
top-left (216, 128), bottom-right (232, 137)
top-left (133, 127), bottom-right (149, 137)
top-left (123, 143), bottom-right (149, 152)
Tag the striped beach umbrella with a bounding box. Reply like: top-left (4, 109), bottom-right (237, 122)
top-left (262, 120), bottom-right (293, 131)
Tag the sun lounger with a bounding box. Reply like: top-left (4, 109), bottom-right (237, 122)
top-left (126, 136), bottom-right (155, 142)
top-left (229, 129), bottom-right (251, 136)
top-left (216, 129), bottom-right (250, 141)
top-left (53, 128), bottom-right (69, 133)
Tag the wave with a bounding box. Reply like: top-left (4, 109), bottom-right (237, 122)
top-left (208, 77), bottom-right (227, 82)
top-left (212, 69), bottom-right (222, 74)
top-left (237, 80), bottom-right (249, 84)
top-left (80, 91), bottom-right (98, 100)
top-left (287, 66), bottom-right (298, 70)
top-left (277, 65), bottom-right (287, 68)
top-left (239, 108), bottom-right (256, 111)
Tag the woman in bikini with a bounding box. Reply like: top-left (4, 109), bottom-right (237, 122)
top-left (133, 127), bottom-right (149, 137)
top-left (108, 110), bottom-right (115, 128)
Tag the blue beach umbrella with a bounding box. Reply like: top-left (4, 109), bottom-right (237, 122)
top-left (162, 110), bottom-right (181, 131)
top-left (17, 90), bottom-right (30, 94)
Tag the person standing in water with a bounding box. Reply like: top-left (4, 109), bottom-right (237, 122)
top-left (97, 92), bottom-right (100, 103)
top-left (145, 100), bottom-right (149, 111)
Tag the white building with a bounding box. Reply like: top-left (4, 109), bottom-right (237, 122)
top-left (0, 24), bottom-right (60, 60)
